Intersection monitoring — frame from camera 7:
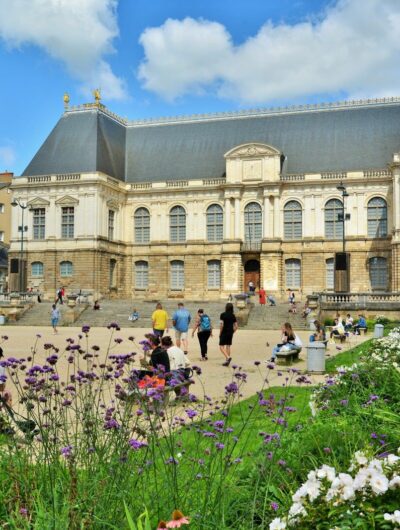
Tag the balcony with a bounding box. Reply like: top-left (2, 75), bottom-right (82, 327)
top-left (241, 241), bottom-right (262, 252)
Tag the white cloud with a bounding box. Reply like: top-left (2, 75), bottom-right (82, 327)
top-left (138, 0), bottom-right (400, 103)
top-left (0, 146), bottom-right (16, 168)
top-left (0, 0), bottom-right (126, 100)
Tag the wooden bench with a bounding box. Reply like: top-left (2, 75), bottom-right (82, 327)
top-left (276, 347), bottom-right (302, 365)
top-left (333, 334), bottom-right (347, 344)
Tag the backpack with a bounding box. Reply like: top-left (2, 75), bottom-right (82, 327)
top-left (200, 314), bottom-right (211, 331)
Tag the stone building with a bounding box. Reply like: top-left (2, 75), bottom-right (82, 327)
top-left (8, 97), bottom-right (400, 300)
top-left (0, 171), bottom-right (13, 292)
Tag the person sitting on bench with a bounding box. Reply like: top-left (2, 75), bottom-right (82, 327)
top-left (310, 320), bottom-right (326, 343)
top-left (353, 314), bottom-right (367, 335)
top-left (330, 318), bottom-right (345, 339)
top-left (161, 336), bottom-right (192, 395)
top-left (344, 313), bottom-right (354, 331)
top-left (270, 322), bottom-right (300, 362)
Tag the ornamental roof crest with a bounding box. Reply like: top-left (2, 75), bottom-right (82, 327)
top-left (224, 142), bottom-right (281, 159)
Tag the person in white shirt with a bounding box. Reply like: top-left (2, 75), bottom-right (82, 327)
top-left (161, 336), bottom-right (191, 372)
top-left (330, 318), bottom-right (345, 339)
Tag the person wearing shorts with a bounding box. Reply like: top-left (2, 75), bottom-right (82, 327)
top-left (152, 302), bottom-right (169, 337)
top-left (172, 303), bottom-right (191, 354)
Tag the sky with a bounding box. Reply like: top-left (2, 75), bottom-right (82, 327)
top-left (0, 0), bottom-right (399, 175)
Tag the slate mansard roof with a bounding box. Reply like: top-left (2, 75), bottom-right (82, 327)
top-left (22, 98), bottom-right (400, 183)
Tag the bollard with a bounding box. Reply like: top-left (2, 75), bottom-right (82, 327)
top-left (307, 341), bottom-right (326, 373)
top-left (374, 324), bottom-right (384, 338)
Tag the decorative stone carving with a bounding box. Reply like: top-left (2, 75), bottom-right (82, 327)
top-left (27, 197), bottom-right (50, 207)
top-left (224, 143), bottom-right (281, 159)
top-left (55, 195), bottom-right (79, 206)
top-left (243, 159), bottom-right (262, 181)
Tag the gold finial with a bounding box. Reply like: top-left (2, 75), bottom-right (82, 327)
top-left (63, 92), bottom-right (70, 107)
top-left (93, 88), bottom-right (101, 104)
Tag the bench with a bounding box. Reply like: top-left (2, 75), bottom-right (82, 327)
top-left (333, 334), bottom-right (347, 344)
top-left (276, 347), bottom-right (302, 365)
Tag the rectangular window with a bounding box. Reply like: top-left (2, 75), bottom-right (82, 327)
top-left (33, 208), bottom-right (45, 240)
top-left (135, 262), bottom-right (148, 289)
top-left (61, 207), bottom-right (74, 238)
top-left (0, 204), bottom-right (4, 213)
top-left (207, 261), bottom-right (221, 288)
top-left (108, 210), bottom-right (115, 240)
top-left (326, 258), bottom-right (334, 290)
top-left (285, 259), bottom-right (301, 289)
top-left (171, 261), bottom-right (184, 290)
top-left (0, 231), bottom-right (4, 242)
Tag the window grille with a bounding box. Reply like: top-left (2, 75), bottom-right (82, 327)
top-left (207, 260), bottom-right (221, 288)
top-left (206, 204), bottom-right (223, 242)
top-left (367, 197), bottom-right (387, 238)
top-left (325, 199), bottom-right (343, 239)
top-left (285, 259), bottom-right (301, 288)
top-left (171, 260), bottom-right (184, 290)
top-left (33, 208), bottom-right (45, 240)
top-left (170, 206), bottom-right (186, 242)
top-left (60, 261), bottom-right (73, 277)
top-left (369, 257), bottom-right (388, 290)
top-left (244, 202), bottom-right (262, 242)
top-left (326, 258), bottom-right (334, 290)
top-left (61, 207), bottom-right (74, 238)
top-left (134, 208), bottom-right (150, 243)
top-left (284, 201), bottom-right (302, 239)
top-left (108, 210), bottom-right (115, 240)
top-left (31, 262), bottom-right (44, 277)
top-left (135, 261), bottom-right (148, 289)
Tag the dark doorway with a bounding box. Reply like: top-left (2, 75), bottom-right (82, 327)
top-left (244, 259), bottom-right (260, 292)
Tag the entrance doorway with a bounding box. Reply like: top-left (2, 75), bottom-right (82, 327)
top-left (244, 259), bottom-right (260, 292)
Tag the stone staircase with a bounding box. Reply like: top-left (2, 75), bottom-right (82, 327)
top-left (244, 302), bottom-right (309, 330)
top-left (7, 301), bottom-right (70, 327)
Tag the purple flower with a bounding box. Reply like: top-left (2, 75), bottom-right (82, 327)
top-left (203, 432), bottom-right (216, 438)
top-left (271, 502), bottom-right (279, 511)
top-left (213, 420), bottom-right (224, 428)
top-left (82, 325), bottom-right (90, 334)
top-left (254, 361), bottom-right (261, 366)
top-left (104, 418), bottom-right (120, 430)
top-left (60, 445), bottom-right (73, 459)
top-left (215, 442), bottom-right (225, 450)
top-left (19, 508), bottom-right (28, 517)
top-left (340, 399), bottom-right (348, 406)
top-left (225, 382), bottom-right (239, 394)
top-left (114, 338), bottom-right (123, 344)
top-left (323, 447), bottom-right (332, 454)
top-left (165, 457), bottom-right (178, 465)
top-left (129, 439), bottom-right (148, 450)
top-left (186, 409), bottom-right (197, 419)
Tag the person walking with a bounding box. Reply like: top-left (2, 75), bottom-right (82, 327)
top-left (152, 302), bottom-right (169, 338)
top-left (172, 302), bottom-right (191, 354)
top-left (192, 309), bottom-right (212, 361)
top-left (56, 286), bottom-right (64, 305)
top-left (259, 288), bottom-right (266, 306)
top-left (219, 302), bottom-right (238, 366)
top-left (51, 304), bottom-right (60, 334)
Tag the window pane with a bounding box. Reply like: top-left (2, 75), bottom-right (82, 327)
top-left (171, 260), bottom-right (184, 290)
top-left (325, 199), bottom-right (343, 239)
top-left (33, 208), bottom-right (45, 240)
top-left (207, 204), bottom-right (223, 242)
top-left (326, 258), bottom-right (334, 290)
top-left (207, 260), bottom-right (221, 288)
top-left (61, 207), bottom-right (74, 238)
top-left (244, 202), bottom-right (262, 242)
top-left (285, 259), bottom-right (301, 288)
top-left (369, 257), bottom-right (387, 290)
top-left (284, 201), bottom-right (302, 239)
top-left (31, 261), bottom-right (44, 277)
top-left (135, 261), bottom-right (148, 289)
top-left (108, 210), bottom-right (115, 241)
top-left (368, 197), bottom-right (387, 238)
top-left (60, 261), bottom-right (73, 276)
top-left (170, 207), bottom-right (186, 242)
top-left (134, 208), bottom-right (150, 243)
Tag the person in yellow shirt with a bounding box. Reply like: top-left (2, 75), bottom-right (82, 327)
top-left (152, 302), bottom-right (170, 338)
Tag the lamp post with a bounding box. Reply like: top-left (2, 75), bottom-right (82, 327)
top-left (11, 198), bottom-right (29, 292)
top-left (336, 182), bottom-right (349, 253)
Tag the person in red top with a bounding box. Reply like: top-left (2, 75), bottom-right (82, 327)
top-left (259, 288), bottom-right (266, 306)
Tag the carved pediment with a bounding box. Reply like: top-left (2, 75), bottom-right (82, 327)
top-left (55, 195), bottom-right (79, 206)
top-left (106, 199), bottom-right (120, 210)
top-left (224, 143), bottom-right (281, 159)
top-left (27, 197), bottom-right (50, 207)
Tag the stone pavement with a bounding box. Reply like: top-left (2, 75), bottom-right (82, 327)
top-left (0, 324), bottom-right (368, 405)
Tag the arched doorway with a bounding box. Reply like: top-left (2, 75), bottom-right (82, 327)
top-left (244, 259), bottom-right (260, 292)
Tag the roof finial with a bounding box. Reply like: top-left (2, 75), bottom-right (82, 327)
top-left (93, 88), bottom-right (101, 105)
top-left (63, 92), bottom-right (70, 108)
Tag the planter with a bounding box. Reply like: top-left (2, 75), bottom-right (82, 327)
top-left (67, 295), bottom-right (78, 308)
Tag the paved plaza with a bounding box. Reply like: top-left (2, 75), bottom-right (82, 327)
top-left (0, 324), bottom-right (368, 405)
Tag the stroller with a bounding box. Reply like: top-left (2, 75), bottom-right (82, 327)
top-left (0, 396), bottom-right (37, 439)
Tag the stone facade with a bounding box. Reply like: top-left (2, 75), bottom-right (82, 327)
top-left (8, 101), bottom-right (400, 300)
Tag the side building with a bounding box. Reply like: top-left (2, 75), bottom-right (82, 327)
top-left (9, 97), bottom-right (400, 300)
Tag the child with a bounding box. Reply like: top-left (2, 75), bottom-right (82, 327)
top-left (130, 308), bottom-right (139, 322)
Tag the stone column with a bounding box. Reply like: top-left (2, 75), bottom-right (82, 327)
top-left (234, 198), bottom-right (241, 239)
top-left (263, 195), bottom-right (270, 238)
top-left (273, 196), bottom-right (280, 238)
top-left (224, 198), bottom-right (231, 239)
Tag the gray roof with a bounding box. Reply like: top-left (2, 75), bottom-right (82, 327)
top-left (22, 99), bottom-right (400, 182)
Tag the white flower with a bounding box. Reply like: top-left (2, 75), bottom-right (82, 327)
top-left (292, 484), bottom-right (308, 503)
top-left (288, 503), bottom-right (307, 519)
top-left (386, 454), bottom-right (400, 466)
top-left (317, 465), bottom-right (336, 482)
top-left (353, 469), bottom-right (369, 490)
top-left (269, 518), bottom-right (287, 530)
top-left (368, 459), bottom-right (383, 472)
top-left (353, 451), bottom-right (368, 467)
top-left (369, 473), bottom-right (389, 495)
top-left (304, 478), bottom-right (321, 501)
top-left (389, 475), bottom-right (400, 489)
top-left (384, 511), bottom-right (400, 524)
top-left (309, 400), bottom-right (317, 417)
top-left (341, 485), bottom-right (355, 500)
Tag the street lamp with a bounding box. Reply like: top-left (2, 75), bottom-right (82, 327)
top-left (336, 182), bottom-right (350, 253)
top-left (11, 198), bottom-right (29, 292)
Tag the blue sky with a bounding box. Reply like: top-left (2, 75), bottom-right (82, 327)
top-left (0, 0), bottom-right (399, 175)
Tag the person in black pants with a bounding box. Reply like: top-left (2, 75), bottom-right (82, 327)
top-left (219, 303), bottom-right (238, 366)
top-left (192, 309), bottom-right (213, 360)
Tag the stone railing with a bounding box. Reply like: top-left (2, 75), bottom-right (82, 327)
top-left (27, 175), bottom-right (52, 183)
top-left (318, 291), bottom-right (400, 310)
top-left (280, 174), bottom-right (305, 181)
top-left (363, 169), bottom-right (391, 178)
top-left (321, 171), bottom-right (347, 180)
top-left (56, 174), bottom-right (81, 181)
top-left (241, 241), bottom-right (262, 252)
top-left (166, 180), bottom-right (189, 187)
top-left (202, 178), bottom-right (226, 186)
top-left (132, 182), bottom-right (153, 190)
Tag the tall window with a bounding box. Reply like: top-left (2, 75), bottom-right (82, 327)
top-left (108, 210), bottom-right (115, 240)
top-left (0, 231), bottom-right (3, 242)
top-left (61, 207), bottom-right (74, 238)
top-left (31, 261), bottom-right (44, 277)
top-left (170, 206), bottom-right (186, 242)
top-left (368, 197), bottom-right (387, 238)
top-left (207, 260), bottom-right (221, 288)
top-left (135, 261), bottom-right (148, 289)
top-left (60, 261), bottom-right (73, 277)
top-left (369, 257), bottom-right (388, 290)
top-left (285, 259), bottom-right (301, 289)
top-left (325, 199), bottom-right (343, 239)
top-left (171, 260), bottom-right (184, 290)
top-left (109, 259), bottom-right (117, 288)
top-left (33, 208), bottom-right (45, 240)
top-left (206, 204), bottom-right (223, 242)
top-left (244, 202), bottom-right (262, 242)
top-left (284, 201), bottom-right (302, 239)
top-left (326, 258), bottom-right (334, 290)
top-left (134, 208), bottom-right (150, 243)
top-left (0, 203), bottom-right (4, 213)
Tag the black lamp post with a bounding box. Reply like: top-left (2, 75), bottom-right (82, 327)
top-left (336, 182), bottom-right (350, 253)
top-left (11, 198), bottom-right (29, 292)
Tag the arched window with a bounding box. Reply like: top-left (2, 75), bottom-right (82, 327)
top-left (134, 208), bottom-right (150, 243)
top-left (60, 261), bottom-right (73, 277)
top-left (285, 259), bottom-right (301, 289)
top-left (326, 258), bottom-right (334, 290)
top-left (171, 260), bottom-right (184, 290)
top-left (135, 261), bottom-right (148, 290)
top-left (31, 261), bottom-right (44, 277)
top-left (284, 201), bottom-right (302, 239)
top-left (206, 204), bottom-right (223, 242)
top-left (368, 197), bottom-right (387, 238)
top-left (369, 257), bottom-right (388, 290)
top-left (244, 202), bottom-right (262, 242)
top-left (325, 199), bottom-right (343, 239)
top-left (170, 206), bottom-right (186, 242)
top-left (207, 260), bottom-right (221, 288)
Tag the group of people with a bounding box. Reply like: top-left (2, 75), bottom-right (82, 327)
top-left (329, 313), bottom-right (367, 339)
